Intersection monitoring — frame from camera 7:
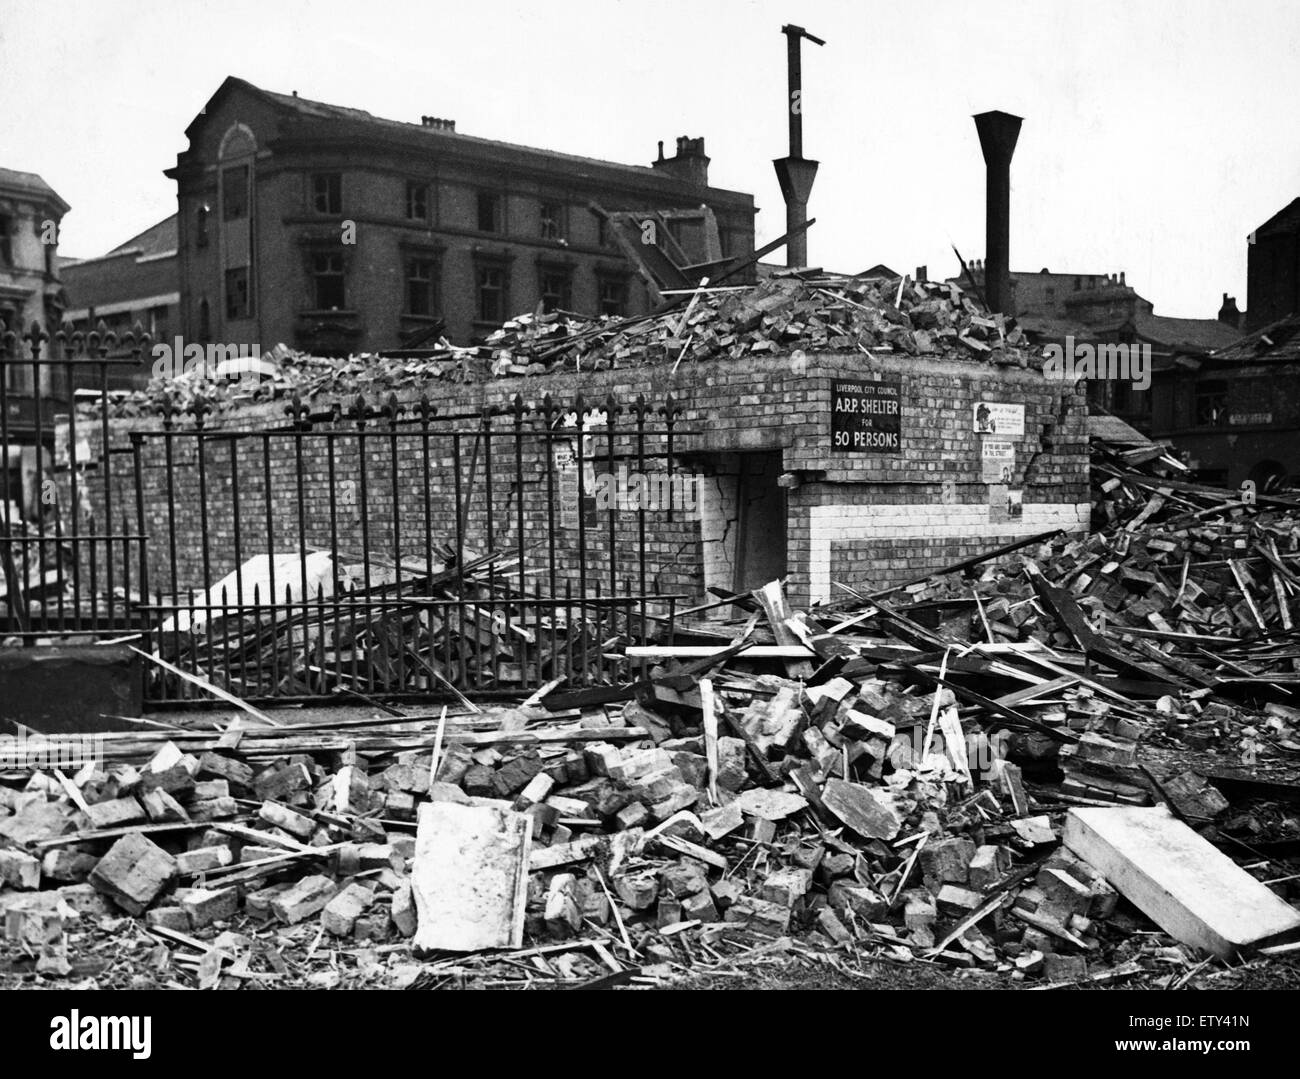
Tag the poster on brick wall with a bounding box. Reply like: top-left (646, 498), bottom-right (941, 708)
top-left (553, 437), bottom-right (596, 530)
top-left (830, 379), bottom-right (902, 452)
top-left (981, 438), bottom-right (1016, 483)
top-left (988, 482), bottom-right (1009, 523)
top-left (988, 483), bottom-right (1023, 523)
top-left (973, 401), bottom-right (1025, 436)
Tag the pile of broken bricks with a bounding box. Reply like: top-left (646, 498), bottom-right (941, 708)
top-left (3, 664), bottom-right (1299, 988)
top-left (5, 447), bottom-right (1300, 987)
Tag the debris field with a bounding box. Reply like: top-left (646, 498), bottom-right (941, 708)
top-left (4, 441), bottom-right (1300, 990)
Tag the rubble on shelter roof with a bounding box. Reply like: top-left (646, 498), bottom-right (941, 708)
top-left (98, 272), bottom-right (1039, 421)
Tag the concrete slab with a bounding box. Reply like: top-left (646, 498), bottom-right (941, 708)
top-left (1064, 805), bottom-right (1300, 958)
top-left (411, 801), bottom-right (532, 953)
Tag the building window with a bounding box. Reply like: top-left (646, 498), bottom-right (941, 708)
top-left (406, 181), bottom-right (430, 222)
top-left (597, 276), bottom-right (628, 317)
top-left (1112, 381), bottom-right (1129, 412)
top-left (311, 253), bottom-right (345, 310)
top-left (0, 215), bottom-right (12, 266)
top-left (148, 304), bottom-right (169, 338)
top-left (477, 191), bottom-right (503, 233)
top-left (540, 201), bottom-right (563, 240)
top-left (406, 257), bottom-right (439, 317)
top-left (222, 165), bottom-right (249, 221)
top-left (311, 173), bottom-right (343, 215)
top-left (1194, 380), bottom-right (1228, 426)
top-left (539, 267), bottom-right (572, 313)
top-left (597, 216), bottom-right (614, 248)
top-left (476, 264), bottom-right (506, 323)
top-left (224, 267), bottom-right (250, 320)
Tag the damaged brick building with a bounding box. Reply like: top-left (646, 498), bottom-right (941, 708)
top-left (164, 77), bottom-right (756, 355)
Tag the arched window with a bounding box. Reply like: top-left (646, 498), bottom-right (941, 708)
top-left (217, 124), bottom-right (257, 322)
top-left (1249, 460), bottom-right (1288, 494)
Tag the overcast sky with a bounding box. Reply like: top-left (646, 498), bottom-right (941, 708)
top-left (3, 0), bottom-right (1298, 318)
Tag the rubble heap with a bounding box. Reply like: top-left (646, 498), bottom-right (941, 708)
top-left (146, 549), bottom-right (623, 702)
top-left (5, 443), bottom-right (1300, 988)
top-left (0, 697), bottom-right (1150, 987)
top-left (99, 272), bottom-right (1033, 420)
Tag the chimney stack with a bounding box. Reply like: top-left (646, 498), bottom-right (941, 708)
top-left (1218, 293), bottom-right (1242, 327)
top-left (973, 110), bottom-right (1022, 317)
top-left (651, 136), bottom-right (710, 187)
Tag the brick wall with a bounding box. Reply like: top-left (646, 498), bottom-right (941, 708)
top-left (80, 349), bottom-right (1089, 612)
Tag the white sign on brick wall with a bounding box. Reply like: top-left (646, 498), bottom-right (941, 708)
top-left (981, 439), bottom-right (1016, 483)
top-left (973, 401), bottom-right (1025, 436)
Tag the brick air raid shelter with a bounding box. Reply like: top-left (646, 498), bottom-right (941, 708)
top-left (95, 275), bottom-right (1090, 616)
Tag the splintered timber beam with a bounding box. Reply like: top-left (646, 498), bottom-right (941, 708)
top-left (891, 656), bottom-right (1079, 744)
top-left (130, 647), bottom-right (280, 726)
top-left (7, 724), bottom-right (652, 771)
top-left (626, 645), bottom-right (814, 659)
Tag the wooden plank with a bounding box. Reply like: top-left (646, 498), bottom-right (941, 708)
top-left (658, 833), bottom-right (727, 870)
top-left (1229, 559), bottom-right (1267, 631)
top-left (528, 834), bottom-right (604, 871)
top-left (752, 580), bottom-right (798, 647)
top-left (993, 674), bottom-right (1078, 708)
top-left (891, 656), bottom-right (1079, 743)
top-left (129, 647), bottom-right (280, 726)
top-left (1063, 806), bottom-right (1300, 958)
top-left (33, 820), bottom-right (211, 851)
top-left (626, 645), bottom-right (814, 659)
top-left (700, 676), bottom-right (720, 806)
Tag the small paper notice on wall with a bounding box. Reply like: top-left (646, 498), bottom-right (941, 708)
top-left (988, 483), bottom-right (1009, 523)
top-left (973, 401), bottom-right (1025, 436)
top-left (554, 438), bottom-right (596, 530)
top-left (1007, 488), bottom-right (1024, 520)
top-left (981, 439), bottom-right (1015, 483)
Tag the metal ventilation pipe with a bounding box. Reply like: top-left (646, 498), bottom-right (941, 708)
top-left (973, 110), bottom-right (1023, 316)
top-left (773, 24), bottom-right (824, 268)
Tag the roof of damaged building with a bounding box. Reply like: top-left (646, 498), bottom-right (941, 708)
top-left (99, 272), bottom-right (1049, 420)
top-left (178, 77), bottom-right (753, 206)
top-left (1210, 313), bottom-right (1300, 364)
top-left (1086, 408), bottom-right (1158, 448)
top-left (1127, 311), bottom-right (1241, 354)
top-left (1018, 311), bottom-right (1241, 355)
